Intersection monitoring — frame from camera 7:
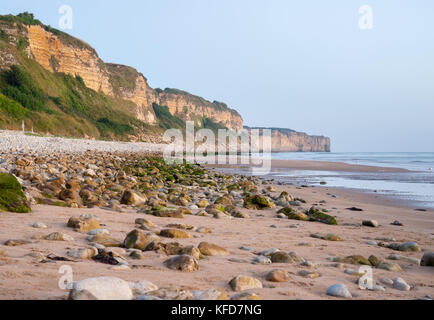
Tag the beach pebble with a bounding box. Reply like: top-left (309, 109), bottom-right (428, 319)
top-left (163, 255), bottom-right (199, 272)
top-left (260, 248), bottom-right (280, 256)
top-left (298, 270), bottom-right (321, 279)
top-left (69, 277), bottom-right (133, 300)
top-left (252, 255), bottom-right (272, 265)
top-left (128, 280), bottom-right (158, 296)
top-left (380, 278), bottom-right (394, 286)
top-left (366, 241), bottom-right (378, 246)
top-left (344, 268), bottom-right (364, 276)
top-left (362, 220), bottom-right (379, 228)
top-left (194, 288), bottom-right (228, 300)
top-left (129, 251), bottom-right (145, 260)
top-left (196, 227), bottom-right (212, 234)
top-left (377, 262), bottom-right (403, 272)
top-left (145, 287), bottom-right (194, 300)
top-left (230, 292), bottom-right (260, 300)
top-left (265, 269), bottom-right (290, 282)
top-left (198, 242), bottom-right (229, 256)
top-left (270, 252), bottom-right (293, 263)
top-left (88, 229), bottom-right (109, 236)
top-left (398, 242), bottom-right (421, 252)
top-left (239, 246), bottom-right (255, 252)
top-left (371, 285), bottom-right (386, 292)
top-left (393, 277), bottom-right (411, 291)
top-left (44, 232), bottom-right (74, 241)
top-left (387, 254), bottom-right (420, 265)
top-left (67, 247), bottom-right (98, 259)
top-left (32, 222), bottom-right (47, 229)
top-left (276, 213), bottom-right (288, 219)
top-left (326, 284), bottom-right (352, 299)
top-left (420, 252), bottom-right (434, 267)
top-left (301, 261), bottom-right (320, 268)
top-left (229, 276), bottom-right (263, 292)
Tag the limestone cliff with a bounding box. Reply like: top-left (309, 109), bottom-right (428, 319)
top-left (157, 89), bottom-right (243, 130)
top-left (23, 24), bottom-right (242, 129)
top-left (245, 127), bottom-right (331, 152)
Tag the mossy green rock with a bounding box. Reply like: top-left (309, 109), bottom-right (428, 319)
top-left (307, 207), bottom-right (337, 225)
top-left (338, 255), bottom-right (372, 266)
top-left (278, 207), bottom-right (309, 221)
top-left (244, 194), bottom-right (275, 210)
top-left (0, 173), bottom-right (31, 213)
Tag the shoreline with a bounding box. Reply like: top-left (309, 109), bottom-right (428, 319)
top-left (209, 159), bottom-right (434, 210)
top-left (207, 159), bottom-right (409, 173)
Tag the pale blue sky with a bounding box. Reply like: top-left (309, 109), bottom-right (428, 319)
top-left (1, 1), bottom-right (433, 152)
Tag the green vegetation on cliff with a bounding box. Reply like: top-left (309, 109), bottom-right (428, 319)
top-left (0, 57), bottom-right (147, 139)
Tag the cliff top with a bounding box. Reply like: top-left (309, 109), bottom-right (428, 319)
top-left (0, 12), bottom-right (96, 54)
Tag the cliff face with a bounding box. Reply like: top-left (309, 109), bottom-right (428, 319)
top-left (24, 25), bottom-right (242, 129)
top-left (245, 127), bottom-right (331, 152)
top-left (158, 89), bottom-right (243, 130)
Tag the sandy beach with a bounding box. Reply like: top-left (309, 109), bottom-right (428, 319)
top-left (0, 183), bottom-right (433, 300)
top-left (0, 132), bottom-right (433, 300)
top-left (0, 161), bottom-right (433, 299)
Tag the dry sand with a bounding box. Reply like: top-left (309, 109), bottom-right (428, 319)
top-left (0, 181), bottom-right (433, 300)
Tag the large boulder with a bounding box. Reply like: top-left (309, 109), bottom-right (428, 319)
top-left (0, 173), bottom-right (31, 213)
top-left (198, 242), bottom-right (229, 256)
top-left (244, 194), bottom-right (275, 210)
top-left (277, 207), bottom-right (309, 221)
top-left (163, 255), bottom-right (199, 272)
top-left (265, 269), bottom-right (291, 282)
top-left (326, 284), bottom-right (352, 299)
top-left (229, 276), bottom-right (263, 291)
top-left (123, 230), bottom-right (159, 250)
top-left (67, 216), bottom-right (100, 233)
top-left (90, 234), bottom-right (122, 247)
top-left (307, 207), bottom-right (337, 225)
top-left (120, 190), bottom-right (147, 206)
top-left (420, 252), bottom-right (434, 267)
top-left (69, 277), bottom-right (133, 300)
top-left (159, 229), bottom-right (191, 239)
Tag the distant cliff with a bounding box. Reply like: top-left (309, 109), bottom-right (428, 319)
top-left (245, 127), bottom-right (331, 152)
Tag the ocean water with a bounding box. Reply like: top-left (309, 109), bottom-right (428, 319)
top-left (267, 152), bottom-right (434, 209)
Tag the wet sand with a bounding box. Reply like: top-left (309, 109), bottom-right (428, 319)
top-left (208, 159), bottom-right (409, 173)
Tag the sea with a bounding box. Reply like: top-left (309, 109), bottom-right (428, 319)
top-left (265, 152), bottom-right (434, 209)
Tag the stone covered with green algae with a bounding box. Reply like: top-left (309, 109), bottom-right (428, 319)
top-left (307, 207), bottom-right (337, 225)
top-left (0, 173), bottom-right (31, 213)
top-left (278, 207), bottom-right (309, 221)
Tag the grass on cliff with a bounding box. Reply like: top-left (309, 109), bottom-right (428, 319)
top-left (153, 103), bottom-right (185, 130)
top-left (0, 34), bottom-right (158, 139)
